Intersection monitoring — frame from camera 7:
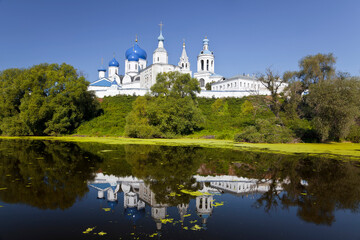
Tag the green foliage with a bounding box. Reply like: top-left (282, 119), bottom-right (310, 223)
top-left (150, 72), bottom-right (200, 99)
top-left (125, 96), bottom-right (204, 138)
top-left (0, 64), bottom-right (100, 136)
top-left (125, 72), bottom-right (204, 138)
top-left (76, 95), bottom-right (137, 136)
top-left (307, 77), bottom-right (360, 141)
top-left (346, 124), bottom-right (360, 143)
top-left (281, 116), bottom-right (317, 142)
top-left (283, 53), bottom-right (336, 92)
top-left (205, 81), bottom-right (215, 90)
top-left (234, 118), bottom-right (295, 143)
top-left (211, 98), bottom-right (230, 116)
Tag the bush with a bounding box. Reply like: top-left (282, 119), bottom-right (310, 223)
top-left (346, 124), bottom-right (360, 143)
top-left (234, 118), bottom-right (295, 143)
top-left (124, 95), bottom-right (204, 138)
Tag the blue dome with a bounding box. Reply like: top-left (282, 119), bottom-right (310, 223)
top-left (125, 43), bottom-right (147, 60)
top-left (127, 52), bottom-right (139, 62)
top-left (98, 66), bottom-right (106, 72)
top-left (109, 58), bottom-right (119, 67)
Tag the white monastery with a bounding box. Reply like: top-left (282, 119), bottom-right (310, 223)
top-left (88, 23), bottom-right (286, 98)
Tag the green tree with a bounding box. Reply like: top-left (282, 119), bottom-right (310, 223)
top-left (0, 63), bottom-right (100, 136)
top-left (283, 53), bottom-right (336, 92)
top-left (151, 72), bottom-right (201, 99)
top-left (307, 75), bottom-right (360, 141)
top-left (125, 72), bottom-right (204, 138)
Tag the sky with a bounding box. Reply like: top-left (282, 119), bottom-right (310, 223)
top-left (0, 0), bottom-right (359, 82)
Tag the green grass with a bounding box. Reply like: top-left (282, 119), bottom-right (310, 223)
top-left (2, 136), bottom-right (360, 160)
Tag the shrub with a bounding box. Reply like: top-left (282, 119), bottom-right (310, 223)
top-left (234, 118), bottom-right (295, 143)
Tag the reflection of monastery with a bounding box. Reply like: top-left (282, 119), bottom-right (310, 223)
top-left (88, 23), bottom-right (287, 98)
top-left (89, 173), bottom-right (283, 231)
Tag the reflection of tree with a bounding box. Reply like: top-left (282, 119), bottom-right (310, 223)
top-left (281, 157), bottom-right (360, 225)
top-left (126, 145), bottom-right (203, 206)
top-left (239, 154), bottom-right (360, 226)
top-left (76, 142), bottom-right (132, 177)
top-left (0, 139), bottom-right (101, 209)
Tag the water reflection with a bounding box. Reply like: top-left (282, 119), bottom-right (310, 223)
top-left (87, 172), bottom-right (289, 232)
top-left (0, 139), bottom-right (359, 238)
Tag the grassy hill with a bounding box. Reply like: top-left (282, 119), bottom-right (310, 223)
top-left (75, 95), bottom-right (273, 139)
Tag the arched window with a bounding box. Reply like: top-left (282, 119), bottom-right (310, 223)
top-left (182, 63), bottom-right (184, 68)
top-left (135, 64), bottom-right (137, 70)
top-left (211, 60), bottom-right (213, 68)
top-left (201, 60), bottom-right (204, 71)
top-left (186, 63), bottom-right (187, 68)
top-left (199, 78), bottom-right (205, 87)
top-left (157, 57), bottom-right (159, 62)
top-left (207, 60), bottom-right (209, 71)
top-left (128, 64), bottom-right (130, 70)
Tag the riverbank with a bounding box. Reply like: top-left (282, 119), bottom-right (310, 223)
top-left (1, 136), bottom-right (360, 160)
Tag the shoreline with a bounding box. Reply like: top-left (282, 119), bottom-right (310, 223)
top-left (1, 136), bottom-right (360, 160)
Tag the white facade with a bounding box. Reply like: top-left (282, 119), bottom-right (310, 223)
top-left (193, 37), bottom-right (224, 90)
top-left (88, 24), bottom-right (287, 98)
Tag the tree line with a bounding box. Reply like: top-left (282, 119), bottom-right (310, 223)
top-left (1, 54), bottom-right (359, 143)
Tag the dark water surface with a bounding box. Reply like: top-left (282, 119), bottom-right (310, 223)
top-left (0, 139), bottom-right (359, 240)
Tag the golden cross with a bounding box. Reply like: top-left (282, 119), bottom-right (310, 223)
top-left (159, 21), bottom-right (163, 31)
top-left (135, 34), bottom-right (138, 42)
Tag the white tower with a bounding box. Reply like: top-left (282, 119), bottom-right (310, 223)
top-left (153, 22), bottom-right (168, 64)
top-left (194, 37), bottom-right (222, 89)
top-left (178, 40), bottom-right (192, 75)
top-left (197, 37), bottom-right (214, 73)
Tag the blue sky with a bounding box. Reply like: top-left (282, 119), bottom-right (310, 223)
top-left (0, 0), bottom-right (359, 81)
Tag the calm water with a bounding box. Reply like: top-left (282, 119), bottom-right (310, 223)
top-left (0, 139), bottom-right (359, 240)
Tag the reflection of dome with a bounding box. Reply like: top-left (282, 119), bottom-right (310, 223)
top-left (125, 43), bottom-right (147, 60)
top-left (107, 200), bottom-right (117, 210)
top-left (125, 207), bottom-right (145, 224)
top-left (109, 57), bottom-right (119, 67)
top-left (121, 184), bottom-right (131, 193)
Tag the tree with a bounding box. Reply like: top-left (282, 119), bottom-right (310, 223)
top-left (257, 68), bottom-right (286, 117)
top-left (307, 75), bottom-right (360, 141)
top-left (283, 53), bottom-right (336, 93)
top-left (0, 63), bottom-right (100, 136)
top-left (151, 72), bottom-right (201, 99)
top-left (205, 81), bottom-right (215, 90)
top-left (125, 72), bottom-right (204, 138)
